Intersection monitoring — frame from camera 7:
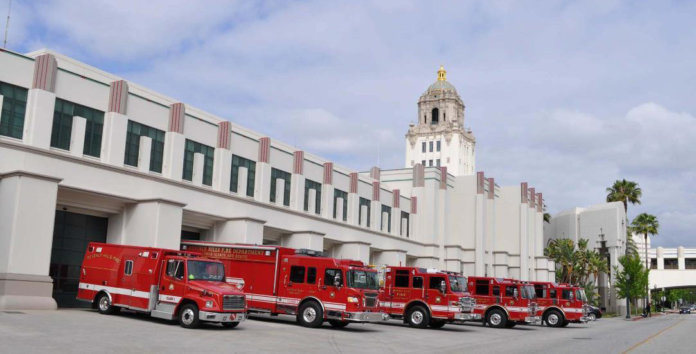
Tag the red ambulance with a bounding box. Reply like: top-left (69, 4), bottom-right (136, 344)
top-left (378, 267), bottom-right (480, 328)
top-left (530, 281), bottom-right (590, 327)
top-left (467, 276), bottom-right (540, 328)
top-left (180, 240), bottom-right (387, 328)
top-left (77, 242), bottom-right (247, 328)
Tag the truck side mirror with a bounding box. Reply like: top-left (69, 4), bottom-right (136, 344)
top-left (334, 274), bottom-right (342, 288)
top-left (440, 280), bottom-right (447, 294)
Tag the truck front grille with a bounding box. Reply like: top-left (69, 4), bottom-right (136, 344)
top-left (364, 293), bottom-right (378, 308)
top-left (223, 295), bottom-right (245, 310)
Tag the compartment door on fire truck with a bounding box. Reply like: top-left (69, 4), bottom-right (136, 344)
top-left (279, 260), bottom-right (319, 311)
top-left (121, 256), bottom-right (136, 307)
top-left (389, 270), bottom-right (417, 313)
top-left (159, 259), bottom-right (186, 305)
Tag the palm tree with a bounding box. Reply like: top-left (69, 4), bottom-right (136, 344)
top-left (630, 213), bottom-right (659, 310)
top-left (544, 213), bottom-right (551, 223)
top-left (606, 179), bottom-right (642, 214)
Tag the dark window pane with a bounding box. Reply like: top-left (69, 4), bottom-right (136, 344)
top-left (290, 266), bottom-right (305, 283)
top-left (182, 139), bottom-right (215, 185)
top-left (230, 155), bottom-right (256, 197)
top-left (0, 81), bottom-right (29, 139)
top-left (304, 179), bottom-right (321, 214)
top-left (307, 267), bottom-right (317, 284)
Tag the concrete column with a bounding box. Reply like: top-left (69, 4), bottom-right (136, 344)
top-left (162, 132), bottom-right (186, 180)
top-left (347, 194), bottom-right (359, 224)
top-left (321, 184), bottom-right (334, 219)
top-left (191, 152), bottom-right (205, 186)
top-left (371, 249), bottom-right (407, 267)
top-left (255, 162), bottom-right (271, 202)
top-left (333, 242), bottom-right (371, 264)
top-left (274, 178), bottom-right (286, 205)
top-left (335, 197), bottom-right (344, 221)
top-left (290, 174), bottom-right (305, 211)
top-left (69, 116), bottom-right (86, 156)
top-left (678, 246), bottom-right (685, 270)
top-left (23, 54), bottom-right (58, 149)
top-left (474, 193), bottom-right (485, 276)
top-left (0, 171), bottom-right (61, 310)
top-left (307, 188), bottom-right (317, 214)
top-left (371, 200), bottom-right (381, 232)
top-left (391, 207), bottom-right (401, 236)
top-left (0, 95), bottom-right (4, 126)
top-left (413, 257), bottom-right (439, 269)
top-left (282, 231), bottom-right (324, 252)
top-left (359, 204), bottom-right (368, 227)
top-left (212, 148), bottom-right (232, 192)
top-left (237, 167), bottom-right (248, 196)
top-left (107, 199), bottom-right (184, 250)
top-left (137, 136), bottom-right (152, 173)
top-left (100, 112), bottom-right (128, 165)
top-left (656, 247), bottom-right (664, 270)
top-left (208, 218), bottom-right (265, 245)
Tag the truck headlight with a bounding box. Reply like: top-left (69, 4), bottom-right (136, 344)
top-left (347, 296), bottom-right (360, 303)
top-left (205, 300), bottom-right (214, 308)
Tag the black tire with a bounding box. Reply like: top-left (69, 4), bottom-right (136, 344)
top-left (486, 308), bottom-right (508, 328)
top-left (96, 293), bottom-right (117, 315)
top-left (297, 301), bottom-right (324, 328)
top-left (329, 320), bottom-right (350, 328)
top-left (406, 305), bottom-right (430, 328)
top-left (545, 309), bottom-right (564, 328)
top-left (179, 303), bottom-right (201, 329)
top-left (561, 320), bottom-right (570, 327)
top-left (429, 319), bottom-right (446, 329)
top-left (222, 322), bottom-right (240, 328)
top-left (505, 321), bottom-right (517, 328)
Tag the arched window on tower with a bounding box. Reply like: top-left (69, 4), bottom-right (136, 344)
top-left (431, 108), bottom-right (439, 125)
top-left (423, 114), bottom-right (427, 124)
top-left (443, 112), bottom-right (446, 122)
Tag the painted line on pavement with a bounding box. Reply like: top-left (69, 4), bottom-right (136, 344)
top-left (622, 319), bottom-right (684, 353)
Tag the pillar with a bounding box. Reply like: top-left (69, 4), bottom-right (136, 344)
top-left (208, 218), bottom-right (265, 245)
top-left (69, 116), bottom-right (86, 157)
top-left (282, 231), bottom-right (324, 252)
top-left (254, 137), bottom-right (271, 203)
top-left (192, 152), bottom-right (205, 186)
top-left (333, 242), bottom-right (371, 264)
top-left (162, 103), bottom-right (186, 181)
top-left (107, 199), bottom-right (185, 250)
top-left (100, 80), bottom-right (129, 165)
top-left (137, 136), bottom-right (152, 173)
top-left (290, 151), bottom-right (305, 211)
top-left (411, 164), bottom-right (425, 241)
top-left (678, 246), bottom-right (685, 270)
top-left (0, 171), bottom-right (61, 310)
top-left (321, 162), bottom-right (334, 219)
top-left (390, 190), bottom-right (401, 236)
top-left (347, 172), bottom-right (359, 225)
top-left (657, 247), bottom-right (664, 270)
top-left (212, 121), bottom-right (232, 192)
top-left (23, 54), bottom-right (57, 149)
top-left (371, 181), bottom-right (381, 232)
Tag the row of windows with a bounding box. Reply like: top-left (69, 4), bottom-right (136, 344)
top-left (289, 265), bottom-right (342, 286)
top-left (51, 98), bottom-right (105, 157)
top-left (0, 81), bottom-right (28, 139)
top-left (651, 258), bottom-right (696, 270)
top-left (421, 140), bottom-right (441, 153)
top-left (231, 155), bottom-right (256, 197)
top-left (393, 270), bottom-right (445, 289)
top-left (124, 120), bottom-right (165, 173)
top-left (421, 159), bottom-right (441, 167)
top-left (183, 139), bottom-right (215, 186)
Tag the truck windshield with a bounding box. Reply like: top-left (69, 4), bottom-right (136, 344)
top-left (577, 289), bottom-right (587, 302)
top-left (346, 270), bottom-right (379, 290)
top-left (187, 260), bottom-right (225, 282)
top-left (521, 285), bottom-right (536, 299)
top-left (449, 276), bottom-right (467, 292)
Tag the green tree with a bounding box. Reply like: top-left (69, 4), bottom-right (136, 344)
top-left (630, 213), bottom-right (659, 309)
top-left (614, 254), bottom-right (649, 313)
top-left (544, 212), bottom-right (551, 223)
top-left (606, 179), bottom-right (642, 214)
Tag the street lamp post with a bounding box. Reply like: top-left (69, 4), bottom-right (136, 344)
top-left (625, 239), bottom-right (631, 319)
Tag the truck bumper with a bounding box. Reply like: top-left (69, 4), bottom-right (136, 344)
top-left (454, 313), bottom-right (482, 321)
top-left (199, 310), bottom-right (246, 323)
top-left (578, 316), bottom-right (590, 323)
top-left (524, 316), bottom-right (541, 324)
top-left (343, 311), bottom-right (389, 322)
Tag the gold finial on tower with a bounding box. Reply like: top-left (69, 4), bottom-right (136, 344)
top-left (437, 65), bottom-right (447, 81)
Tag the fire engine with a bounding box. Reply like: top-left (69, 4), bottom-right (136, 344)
top-left (180, 240), bottom-right (387, 328)
top-left (530, 281), bottom-right (590, 327)
top-left (378, 267), bottom-right (480, 328)
top-left (76, 242), bottom-right (247, 329)
top-left (467, 276), bottom-right (540, 328)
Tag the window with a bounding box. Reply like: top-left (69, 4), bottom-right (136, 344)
top-left (333, 189), bottom-right (348, 221)
top-left (51, 98), bottom-right (105, 157)
top-left (0, 81), bottom-right (28, 139)
top-left (395, 270), bottom-right (409, 288)
top-left (412, 276), bottom-right (423, 289)
top-left (534, 285), bottom-right (546, 298)
top-left (304, 179), bottom-right (322, 214)
top-left (436, 159), bottom-right (441, 167)
top-left (421, 142), bottom-right (426, 153)
top-left (686, 258), bottom-right (696, 270)
top-left (421, 160), bottom-right (426, 166)
top-left (401, 211), bottom-right (410, 237)
top-left (431, 108), bottom-right (439, 124)
top-left (429, 141), bottom-right (433, 152)
top-left (505, 286), bottom-right (516, 297)
top-left (124, 121), bottom-right (165, 173)
top-left (270, 168), bottom-right (291, 206)
top-left (325, 269), bottom-right (343, 286)
top-left (231, 155), bottom-right (256, 197)
top-left (561, 289), bottom-right (572, 300)
top-left (492, 286), bottom-right (500, 296)
top-left (290, 266), bottom-right (305, 283)
top-left (475, 280), bottom-right (489, 295)
top-left (664, 258), bottom-right (678, 269)
top-left (381, 205), bottom-right (391, 232)
top-left (166, 260), bottom-right (184, 280)
top-left (359, 197), bottom-right (371, 227)
top-left (181, 230), bottom-right (200, 241)
top-left (436, 141), bottom-right (441, 151)
top-left (650, 258), bottom-right (657, 269)
top-left (428, 160), bottom-right (433, 167)
top-left (183, 139), bottom-right (215, 186)
top-left (429, 276), bottom-right (446, 290)
top-left (549, 289), bottom-right (557, 298)
top-left (124, 260), bottom-right (133, 276)
top-left (307, 267), bottom-right (317, 284)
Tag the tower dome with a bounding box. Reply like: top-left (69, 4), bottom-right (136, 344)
top-left (425, 65), bottom-right (458, 94)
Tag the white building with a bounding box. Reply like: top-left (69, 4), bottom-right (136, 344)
top-left (0, 49), bottom-right (553, 310)
top-left (647, 247), bottom-right (696, 292)
top-left (544, 202), bottom-right (628, 314)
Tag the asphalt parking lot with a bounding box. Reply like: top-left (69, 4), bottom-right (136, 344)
top-left (0, 309), bottom-right (692, 353)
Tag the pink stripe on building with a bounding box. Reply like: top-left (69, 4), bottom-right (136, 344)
top-left (487, 177), bottom-right (495, 199)
top-left (393, 189), bottom-right (400, 208)
top-left (349, 173), bottom-right (358, 193)
top-left (439, 166), bottom-right (448, 190)
top-left (370, 167), bottom-right (380, 180)
top-left (529, 188), bottom-right (536, 208)
top-left (108, 80), bottom-right (129, 114)
top-left (477, 171), bottom-right (485, 194)
top-left (168, 103), bottom-right (185, 134)
top-left (411, 196), bottom-right (418, 214)
top-left (293, 151), bottom-right (304, 174)
top-left (258, 137), bottom-right (271, 163)
top-left (521, 182), bottom-right (528, 203)
top-left (537, 193), bottom-right (543, 212)
top-left (323, 162), bottom-right (333, 185)
top-left (31, 54), bottom-right (57, 92)
top-left (372, 182), bottom-right (380, 201)
top-left (217, 121), bottom-right (231, 149)
top-left (413, 163), bottom-right (425, 187)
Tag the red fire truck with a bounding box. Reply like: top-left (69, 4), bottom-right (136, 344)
top-left (467, 276), bottom-right (540, 328)
top-left (77, 242), bottom-right (247, 329)
top-left (530, 281), bottom-right (589, 327)
top-left (181, 240), bottom-right (387, 328)
top-left (378, 267), bottom-right (480, 328)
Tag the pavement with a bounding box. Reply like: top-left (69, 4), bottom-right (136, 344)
top-left (0, 309), bottom-right (693, 353)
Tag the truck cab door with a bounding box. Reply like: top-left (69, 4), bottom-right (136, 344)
top-left (121, 257), bottom-right (135, 307)
top-left (426, 276), bottom-right (447, 310)
top-left (158, 259), bottom-right (187, 305)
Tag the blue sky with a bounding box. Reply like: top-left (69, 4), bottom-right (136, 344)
top-left (5, 0), bottom-right (696, 247)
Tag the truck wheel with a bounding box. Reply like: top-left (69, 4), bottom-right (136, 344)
top-left (429, 319), bottom-right (446, 329)
top-left (297, 301), bottom-right (324, 328)
top-left (96, 293), bottom-right (117, 315)
top-left (406, 305), bottom-right (430, 328)
top-left (329, 320), bottom-right (350, 328)
top-left (588, 313), bottom-right (596, 321)
top-left (222, 322), bottom-right (240, 328)
top-left (561, 320), bottom-right (570, 327)
top-left (486, 308), bottom-right (508, 328)
top-left (545, 310), bottom-right (564, 328)
top-left (179, 304), bottom-right (201, 329)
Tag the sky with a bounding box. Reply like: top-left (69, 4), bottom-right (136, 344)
top-left (5, 0), bottom-right (696, 247)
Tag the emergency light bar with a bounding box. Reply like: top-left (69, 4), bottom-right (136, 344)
top-left (295, 249), bottom-right (326, 257)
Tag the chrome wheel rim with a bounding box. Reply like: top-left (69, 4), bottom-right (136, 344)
top-left (548, 313), bottom-right (559, 325)
top-left (303, 307), bottom-right (317, 323)
top-left (490, 313), bottom-right (502, 326)
top-left (99, 296), bottom-right (110, 311)
top-left (589, 313), bottom-right (596, 321)
top-left (182, 308), bottom-right (195, 326)
top-left (411, 311), bottom-right (424, 325)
